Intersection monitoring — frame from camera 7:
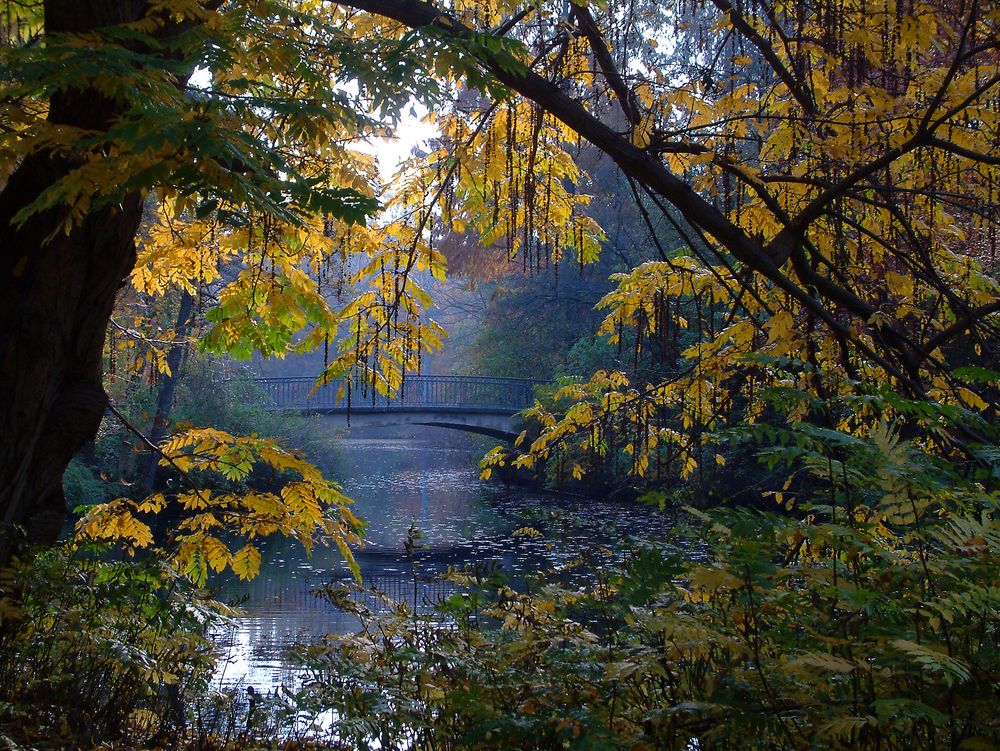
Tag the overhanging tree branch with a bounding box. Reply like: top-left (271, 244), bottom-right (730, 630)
top-left (333, 0), bottom-right (789, 283)
top-left (570, 3), bottom-right (642, 127)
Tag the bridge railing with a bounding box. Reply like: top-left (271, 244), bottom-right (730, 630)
top-left (243, 374), bottom-right (546, 413)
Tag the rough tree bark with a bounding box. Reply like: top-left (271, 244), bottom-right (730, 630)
top-left (0, 1), bottom-right (146, 555)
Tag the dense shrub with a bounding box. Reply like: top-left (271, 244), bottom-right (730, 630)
top-left (0, 547), bottom-right (222, 748)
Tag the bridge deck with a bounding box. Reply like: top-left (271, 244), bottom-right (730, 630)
top-left (245, 374), bottom-right (544, 415)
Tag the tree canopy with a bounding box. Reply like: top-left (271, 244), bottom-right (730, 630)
top-left (0, 0), bottom-right (997, 557)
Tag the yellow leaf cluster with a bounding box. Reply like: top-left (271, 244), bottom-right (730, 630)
top-left (74, 429), bottom-right (363, 586)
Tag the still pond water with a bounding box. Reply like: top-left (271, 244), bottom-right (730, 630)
top-left (210, 422), bottom-right (673, 692)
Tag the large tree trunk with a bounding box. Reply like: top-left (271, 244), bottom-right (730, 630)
top-left (0, 1), bottom-right (147, 555)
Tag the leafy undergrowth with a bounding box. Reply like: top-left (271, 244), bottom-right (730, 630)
top-left (0, 548), bottom-right (350, 751)
top-left (295, 420), bottom-right (1000, 750)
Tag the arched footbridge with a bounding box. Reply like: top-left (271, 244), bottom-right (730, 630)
top-left (245, 374), bottom-right (546, 440)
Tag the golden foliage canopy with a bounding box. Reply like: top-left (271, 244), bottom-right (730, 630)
top-left (1, 0), bottom-right (997, 561)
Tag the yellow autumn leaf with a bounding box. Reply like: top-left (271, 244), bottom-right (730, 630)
top-left (231, 544), bottom-right (262, 581)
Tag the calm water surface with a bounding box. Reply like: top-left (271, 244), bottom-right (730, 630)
top-left (210, 422), bottom-right (673, 692)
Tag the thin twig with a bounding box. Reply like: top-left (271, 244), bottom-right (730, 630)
top-left (106, 403), bottom-right (211, 505)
